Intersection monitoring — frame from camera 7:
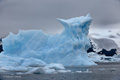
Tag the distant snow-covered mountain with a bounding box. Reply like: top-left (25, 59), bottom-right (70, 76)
top-left (89, 27), bottom-right (120, 54)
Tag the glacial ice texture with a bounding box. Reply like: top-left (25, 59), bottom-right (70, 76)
top-left (0, 14), bottom-right (96, 73)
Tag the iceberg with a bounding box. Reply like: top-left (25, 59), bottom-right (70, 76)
top-left (0, 14), bottom-right (96, 73)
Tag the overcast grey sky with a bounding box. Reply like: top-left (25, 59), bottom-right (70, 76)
top-left (0, 0), bottom-right (120, 38)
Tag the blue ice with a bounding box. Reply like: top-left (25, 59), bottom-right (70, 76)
top-left (0, 14), bottom-right (96, 69)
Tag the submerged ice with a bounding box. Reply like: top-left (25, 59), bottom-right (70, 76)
top-left (0, 14), bottom-right (96, 73)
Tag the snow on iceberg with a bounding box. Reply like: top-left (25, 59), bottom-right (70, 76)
top-left (0, 14), bottom-right (96, 73)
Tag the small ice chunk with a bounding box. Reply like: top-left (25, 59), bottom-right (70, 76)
top-left (26, 67), bottom-right (46, 74)
top-left (26, 67), bottom-right (56, 74)
top-left (76, 69), bottom-right (92, 73)
top-left (22, 58), bottom-right (46, 67)
top-left (76, 71), bottom-right (82, 73)
top-left (84, 69), bottom-right (92, 73)
top-left (57, 70), bottom-right (71, 73)
top-left (45, 69), bottom-right (56, 74)
top-left (46, 63), bottom-right (65, 70)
